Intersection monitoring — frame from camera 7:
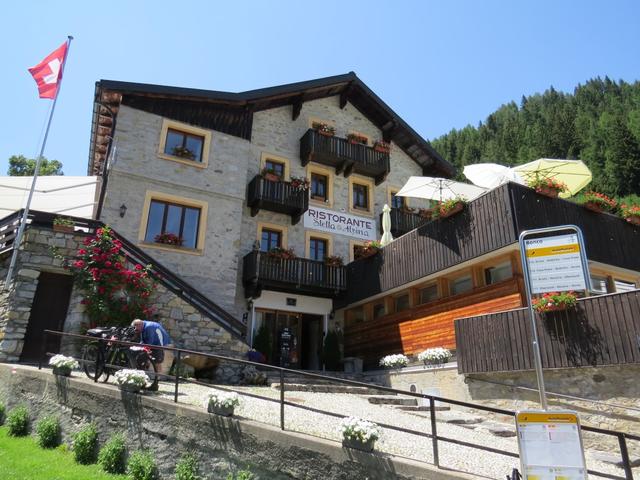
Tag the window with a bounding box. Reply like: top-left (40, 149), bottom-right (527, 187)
top-left (311, 173), bottom-right (328, 201)
top-left (352, 183), bottom-right (369, 210)
top-left (484, 261), bottom-right (513, 285)
top-left (590, 275), bottom-right (608, 294)
top-left (346, 306), bottom-right (366, 327)
top-left (309, 237), bottom-right (328, 261)
top-left (372, 301), bottom-right (386, 320)
top-left (144, 200), bottom-right (201, 249)
top-left (418, 284), bottom-right (439, 304)
top-left (451, 274), bottom-right (473, 295)
top-left (391, 192), bottom-right (405, 209)
top-left (164, 129), bottom-right (204, 162)
top-left (260, 228), bottom-right (282, 252)
top-left (395, 294), bottom-right (410, 313)
top-left (614, 279), bottom-right (636, 292)
top-left (264, 159), bottom-right (285, 179)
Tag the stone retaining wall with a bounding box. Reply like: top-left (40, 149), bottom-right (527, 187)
top-left (0, 226), bottom-right (249, 382)
top-left (0, 364), bottom-right (471, 480)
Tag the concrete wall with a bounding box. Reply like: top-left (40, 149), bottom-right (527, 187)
top-left (0, 364), bottom-right (470, 480)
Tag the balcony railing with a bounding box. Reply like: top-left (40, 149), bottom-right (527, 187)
top-left (299, 129), bottom-right (390, 185)
top-left (247, 175), bottom-right (309, 225)
top-left (242, 250), bottom-right (347, 298)
top-left (379, 208), bottom-right (430, 237)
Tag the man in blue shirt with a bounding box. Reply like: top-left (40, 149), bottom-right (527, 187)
top-left (131, 319), bottom-right (174, 381)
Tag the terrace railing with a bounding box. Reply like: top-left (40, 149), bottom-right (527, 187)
top-left (246, 174), bottom-right (309, 225)
top-left (379, 207), bottom-right (430, 237)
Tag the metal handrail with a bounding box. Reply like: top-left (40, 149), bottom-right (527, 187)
top-left (41, 329), bottom-right (637, 480)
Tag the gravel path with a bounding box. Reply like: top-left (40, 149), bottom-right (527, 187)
top-left (152, 381), bottom-right (633, 479)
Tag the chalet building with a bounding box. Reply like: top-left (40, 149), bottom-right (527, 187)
top-left (88, 73), bottom-right (454, 369)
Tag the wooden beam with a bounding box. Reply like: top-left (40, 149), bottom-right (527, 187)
top-left (291, 95), bottom-right (304, 120)
top-left (339, 88), bottom-right (350, 109)
top-left (382, 120), bottom-right (397, 142)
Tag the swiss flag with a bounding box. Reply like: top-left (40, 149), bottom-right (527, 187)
top-left (28, 42), bottom-right (68, 99)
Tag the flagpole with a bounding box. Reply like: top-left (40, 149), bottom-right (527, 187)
top-left (3, 36), bottom-right (74, 290)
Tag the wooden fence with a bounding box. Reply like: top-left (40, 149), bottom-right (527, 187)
top-left (455, 290), bottom-right (640, 374)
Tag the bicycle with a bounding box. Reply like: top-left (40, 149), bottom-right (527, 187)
top-left (81, 326), bottom-right (159, 390)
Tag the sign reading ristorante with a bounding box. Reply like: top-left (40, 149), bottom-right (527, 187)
top-left (303, 205), bottom-right (377, 241)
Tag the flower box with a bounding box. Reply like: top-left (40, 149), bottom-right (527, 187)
top-left (417, 347), bottom-right (452, 367)
top-left (207, 404), bottom-right (235, 417)
top-left (154, 233), bottom-right (183, 246)
top-left (114, 369), bottom-right (150, 393)
top-left (49, 354), bottom-right (79, 376)
top-left (626, 216), bottom-right (640, 226)
top-left (312, 122), bottom-right (336, 137)
top-left (532, 291), bottom-right (578, 314)
top-left (120, 383), bottom-right (142, 393)
top-left (373, 141), bottom-right (391, 154)
top-left (346, 133), bottom-right (368, 145)
top-left (582, 191), bottom-right (617, 213)
top-left (620, 203), bottom-right (640, 226)
top-left (53, 224), bottom-right (75, 233)
top-left (583, 201), bottom-right (604, 213)
top-left (266, 247), bottom-right (296, 260)
top-left (379, 353), bottom-right (409, 369)
top-left (536, 186), bottom-right (560, 198)
top-left (52, 366), bottom-right (72, 377)
top-left (324, 255), bottom-right (344, 267)
top-left (342, 437), bottom-right (376, 452)
top-left (528, 177), bottom-right (567, 198)
top-left (204, 390), bottom-right (240, 417)
top-left (439, 202), bottom-right (464, 218)
top-left (263, 173), bottom-right (280, 182)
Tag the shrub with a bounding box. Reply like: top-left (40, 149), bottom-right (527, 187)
top-left (73, 423), bottom-right (98, 464)
top-left (0, 401), bottom-right (5, 425)
top-left (226, 470), bottom-right (254, 480)
top-left (98, 433), bottom-right (127, 474)
top-left (36, 416), bottom-right (61, 449)
top-left (174, 452), bottom-right (201, 480)
top-left (127, 450), bottom-right (158, 480)
top-left (6, 405), bottom-right (29, 437)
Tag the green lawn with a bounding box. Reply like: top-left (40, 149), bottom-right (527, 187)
top-left (0, 427), bottom-right (126, 480)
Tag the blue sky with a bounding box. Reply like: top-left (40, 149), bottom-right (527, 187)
top-left (2, 0), bottom-right (639, 176)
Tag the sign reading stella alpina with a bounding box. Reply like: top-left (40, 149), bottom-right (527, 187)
top-left (303, 205), bottom-right (377, 241)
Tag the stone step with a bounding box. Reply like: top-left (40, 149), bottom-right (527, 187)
top-left (438, 411), bottom-right (486, 426)
top-left (394, 405), bottom-right (450, 412)
top-left (476, 421), bottom-right (517, 437)
top-left (367, 395), bottom-right (417, 406)
top-left (590, 451), bottom-right (640, 468)
top-left (271, 383), bottom-right (379, 394)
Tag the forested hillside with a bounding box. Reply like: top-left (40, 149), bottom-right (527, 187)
top-left (430, 77), bottom-right (640, 197)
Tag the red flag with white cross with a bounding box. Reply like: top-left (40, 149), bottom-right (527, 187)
top-left (28, 42), bottom-right (68, 99)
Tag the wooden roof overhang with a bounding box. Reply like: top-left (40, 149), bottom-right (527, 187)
top-left (88, 72), bottom-right (455, 178)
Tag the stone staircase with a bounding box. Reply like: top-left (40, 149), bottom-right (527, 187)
top-left (267, 370), bottom-right (383, 395)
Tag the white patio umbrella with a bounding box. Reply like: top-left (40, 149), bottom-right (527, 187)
top-left (380, 204), bottom-right (393, 246)
top-left (396, 176), bottom-right (487, 202)
top-left (463, 163), bottom-right (525, 189)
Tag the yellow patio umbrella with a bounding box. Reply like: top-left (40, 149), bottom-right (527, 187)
top-left (512, 158), bottom-right (592, 198)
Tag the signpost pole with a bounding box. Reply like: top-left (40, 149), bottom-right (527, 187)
top-left (518, 225), bottom-right (591, 411)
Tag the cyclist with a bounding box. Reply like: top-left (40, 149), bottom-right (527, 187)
top-left (131, 318), bottom-right (174, 388)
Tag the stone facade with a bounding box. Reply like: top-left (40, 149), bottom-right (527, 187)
top-left (99, 97), bottom-right (431, 330)
top-left (0, 226), bottom-right (248, 376)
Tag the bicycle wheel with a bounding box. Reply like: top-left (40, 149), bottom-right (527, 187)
top-left (81, 343), bottom-right (105, 380)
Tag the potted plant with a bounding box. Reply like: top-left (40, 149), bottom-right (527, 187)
top-left (620, 203), bottom-right (640, 226)
top-left (53, 217), bottom-right (75, 233)
top-left (340, 417), bottom-right (380, 452)
top-left (434, 197), bottom-right (467, 219)
top-left (581, 191), bottom-right (617, 213)
top-left (204, 390), bottom-right (240, 417)
top-left (289, 176), bottom-right (310, 192)
top-left (373, 140), bottom-right (391, 154)
top-left (324, 255), bottom-right (344, 267)
top-left (48, 354), bottom-right (79, 376)
top-left (312, 122), bottom-right (336, 137)
top-left (266, 246), bottom-right (296, 260)
top-left (417, 347), bottom-right (452, 367)
top-left (379, 353), bottom-right (409, 370)
top-left (261, 166), bottom-right (281, 182)
top-left (527, 177), bottom-right (567, 198)
top-left (532, 291), bottom-right (578, 314)
top-left (154, 232), bottom-right (184, 246)
top-left (346, 133), bottom-right (368, 145)
top-left (171, 145), bottom-right (195, 160)
top-left (114, 369), bottom-right (150, 393)
top-left (354, 240), bottom-right (381, 260)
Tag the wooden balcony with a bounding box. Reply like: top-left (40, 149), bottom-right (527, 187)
top-left (379, 208), bottom-right (430, 237)
top-left (242, 250), bottom-right (347, 299)
top-left (455, 290), bottom-right (640, 374)
top-left (299, 129), bottom-right (390, 185)
top-left (247, 175), bottom-right (309, 225)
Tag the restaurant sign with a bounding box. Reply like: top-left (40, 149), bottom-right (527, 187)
top-left (303, 205), bottom-right (377, 241)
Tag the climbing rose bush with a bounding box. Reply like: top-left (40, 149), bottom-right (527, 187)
top-left (66, 226), bottom-right (156, 327)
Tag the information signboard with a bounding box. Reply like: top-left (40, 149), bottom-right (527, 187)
top-left (516, 410), bottom-right (587, 480)
top-left (524, 233), bottom-right (587, 294)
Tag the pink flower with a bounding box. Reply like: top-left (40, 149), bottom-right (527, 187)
top-left (73, 260), bottom-right (85, 268)
top-left (135, 264), bottom-right (143, 271)
top-left (78, 249), bottom-right (87, 255)
top-left (105, 261), bottom-right (112, 267)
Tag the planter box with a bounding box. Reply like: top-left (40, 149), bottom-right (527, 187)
top-left (535, 186), bottom-right (560, 198)
top-left (583, 202), bottom-right (606, 213)
top-left (317, 130), bottom-right (335, 137)
top-left (626, 216), bottom-right (640, 226)
top-left (208, 404), bottom-right (235, 417)
top-left (119, 383), bottom-right (142, 393)
top-left (439, 203), bottom-right (464, 219)
top-left (53, 224), bottom-right (74, 233)
top-left (262, 173), bottom-right (281, 182)
top-left (52, 366), bottom-right (71, 377)
top-left (342, 438), bottom-right (375, 452)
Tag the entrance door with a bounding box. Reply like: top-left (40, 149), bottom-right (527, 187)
top-left (301, 314), bottom-right (323, 370)
top-left (20, 272), bottom-right (74, 363)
